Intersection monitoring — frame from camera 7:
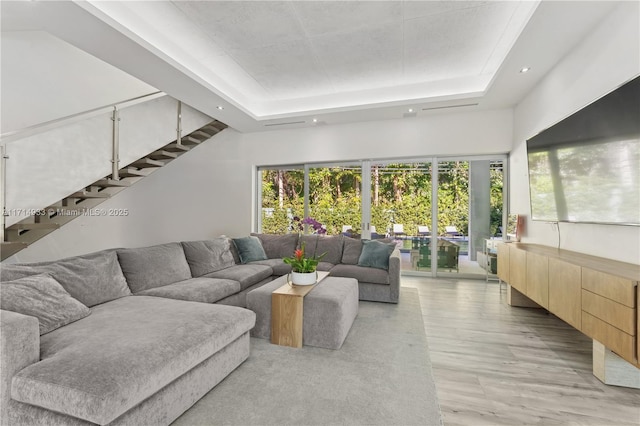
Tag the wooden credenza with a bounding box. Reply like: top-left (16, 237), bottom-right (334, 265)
top-left (497, 242), bottom-right (640, 369)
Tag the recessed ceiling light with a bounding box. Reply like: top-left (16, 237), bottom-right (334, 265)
top-left (312, 118), bottom-right (318, 123)
top-left (408, 108), bottom-right (414, 113)
top-left (216, 105), bottom-right (224, 110)
top-left (520, 67), bottom-right (531, 73)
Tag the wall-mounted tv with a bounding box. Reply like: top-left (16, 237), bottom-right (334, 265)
top-left (526, 76), bottom-right (640, 226)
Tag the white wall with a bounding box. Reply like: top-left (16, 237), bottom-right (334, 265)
top-left (1, 31), bottom-right (156, 133)
top-left (512, 2), bottom-right (640, 264)
top-left (242, 109), bottom-right (513, 166)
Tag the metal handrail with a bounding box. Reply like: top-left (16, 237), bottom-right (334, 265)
top-left (0, 91), bottom-right (164, 143)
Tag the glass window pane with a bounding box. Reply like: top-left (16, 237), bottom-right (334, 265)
top-left (259, 168), bottom-right (304, 234)
top-left (308, 165), bottom-right (362, 236)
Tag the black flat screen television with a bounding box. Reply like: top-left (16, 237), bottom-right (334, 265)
top-left (526, 76), bottom-right (640, 226)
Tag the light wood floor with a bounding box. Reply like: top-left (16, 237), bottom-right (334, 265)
top-left (402, 276), bottom-right (640, 426)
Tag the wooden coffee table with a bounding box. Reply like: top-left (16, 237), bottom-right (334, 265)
top-left (271, 271), bottom-right (329, 348)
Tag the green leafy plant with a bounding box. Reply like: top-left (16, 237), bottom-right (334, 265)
top-left (282, 242), bottom-right (326, 273)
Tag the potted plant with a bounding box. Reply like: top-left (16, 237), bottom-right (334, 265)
top-left (283, 217), bottom-right (327, 285)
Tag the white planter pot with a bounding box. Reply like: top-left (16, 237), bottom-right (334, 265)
top-left (291, 271), bottom-right (317, 286)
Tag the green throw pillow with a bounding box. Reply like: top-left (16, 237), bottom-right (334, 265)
top-left (232, 236), bottom-right (268, 264)
top-left (357, 240), bottom-right (395, 270)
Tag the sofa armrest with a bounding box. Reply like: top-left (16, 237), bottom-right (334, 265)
top-left (1, 310), bottom-right (40, 421)
top-left (388, 248), bottom-right (401, 303)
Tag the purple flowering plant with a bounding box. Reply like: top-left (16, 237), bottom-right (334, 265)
top-left (283, 217), bottom-right (327, 272)
top-left (292, 216), bottom-right (327, 235)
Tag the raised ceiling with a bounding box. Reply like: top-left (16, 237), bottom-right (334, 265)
top-left (83, 0), bottom-right (537, 117)
top-left (1, 1), bottom-right (621, 132)
top-left (172, 1), bottom-right (532, 102)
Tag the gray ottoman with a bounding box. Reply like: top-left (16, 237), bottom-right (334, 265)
top-left (247, 275), bottom-right (359, 349)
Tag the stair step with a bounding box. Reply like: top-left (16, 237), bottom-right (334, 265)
top-left (1, 242), bottom-right (29, 260)
top-left (7, 222), bottom-right (60, 231)
top-left (208, 121), bottom-right (228, 131)
top-left (130, 158), bottom-right (164, 168)
top-left (67, 191), bottom-right (111, 199)
top-left (119, 168), bottom-right (148, 177)
top-left (94, 179), bottom-right (131, 188)
top-left (148, 150), bottom-right (178, 160)
top-left (163, 143), bottom-right (191, 152)
top-left (189, 130), bottom-right (212, 140)
top-left (181, 136), bottom-right (202, 145)
top-left (200, 126), bottom-right (221, 136)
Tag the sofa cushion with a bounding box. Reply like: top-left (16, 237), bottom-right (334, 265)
top-left (341, 237), bottom-right (394, 265)
top-left (316, 261), bottom-right (335, 272)
top-left (203, 264), bottom-right (272, 290)
top-left (135, 277), bottom-right (241, 304)
top-left (299, 235), bottom-right (344, 265)
top-left (249, 258), bottom-right (292, 276)
top-left (358, 240), bottom-right (396, 270)
top-left (251, 233), bottom-right (298, 259)
top-left (117, 243), bottom-right (192, 293)
top-left (181, 239), bottom-right (235, 277)
top-left (329, 264), bottom-right (390, 285)
top-left (0, 274), bottom-right (91, 335)
top-left (11, 296), bottom-right (255, 425)
top-left (232, 236), bottom-right (268, 264)
top-left (0, 249), bottom-right (131, 307)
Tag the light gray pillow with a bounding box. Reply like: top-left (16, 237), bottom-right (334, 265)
top-left (1, 274), bottom-right (91, 335)
top-left (299, 235), bottom-right (344, 265)
top-left (181, 238), bottom-right (235, 277)
top-left (358, 240), bottom-right (395, 270)
top-left (117, 243), bottom-right (192, 293)
top-left (0, 249), bottom-right (131, 307)
top-left (232, 236), bottom-right (268, 264)
top-left (251, 233), bottom-right (299, 259)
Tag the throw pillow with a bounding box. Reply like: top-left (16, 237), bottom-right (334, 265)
top-left (232, 236), bottom-right (268, 264)
top-left (181, 238), bottom-right (235, 276)
top-left (1, 274), bottom-right (91, 335)
top-left (251, 233), bottom-right (299, 259)
top-left (342, 237), bottom-right (394, 265)
top-left (299, 234), bottom-right (344, 265)
top-left (117, 243), bottom-right (192, 294)
top-left (358, 240), bottom-right (395, 270)
top-left (0, 249), bottom-right (131, 307)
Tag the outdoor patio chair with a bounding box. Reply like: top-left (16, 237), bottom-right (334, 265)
top-left (392, 224), bottom-right (405, 239)
top-left (417, 225), bottom-right (430, 236)
top-left (445, 225), bottom-right (462, 238)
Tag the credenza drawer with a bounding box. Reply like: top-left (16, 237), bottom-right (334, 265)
top-left (582, 290), bottom-right (635, 334)
top-left (582, 312), bottom-right (636, 364)
top-left (582, 268), bottom-right (636, 308)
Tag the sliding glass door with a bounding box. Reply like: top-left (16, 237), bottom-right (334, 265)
top-left (433, 158), bottom-right (504, 277)
top-left (257, 155), bottom-right (506, 279)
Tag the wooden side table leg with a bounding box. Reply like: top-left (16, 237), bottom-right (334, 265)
top-left (271, 293), bottom-right (304, 348)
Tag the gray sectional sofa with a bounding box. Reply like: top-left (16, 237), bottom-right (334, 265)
top-left (249, 233), bottom-right (401, 304)
top-left (0, 234), bottom-right (400, 425)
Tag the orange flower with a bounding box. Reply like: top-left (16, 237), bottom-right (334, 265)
top-left (294, 249), bottom-right (304, 260)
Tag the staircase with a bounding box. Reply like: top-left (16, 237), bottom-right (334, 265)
top-left (1, 120), bottom-right (226, 261)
